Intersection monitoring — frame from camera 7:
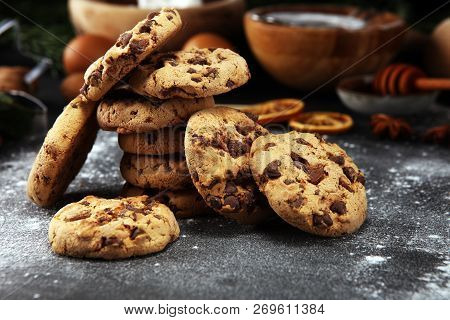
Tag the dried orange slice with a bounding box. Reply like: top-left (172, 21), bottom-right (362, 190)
top-left (289, 112), bottom-right (353, 134)
top-left (226, 99), bottom-right (304, 125)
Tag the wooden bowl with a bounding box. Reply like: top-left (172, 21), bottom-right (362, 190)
top-left (68, 0), bottom-right (245, 50)
top-left (244, 5), bottom-right (406, 91)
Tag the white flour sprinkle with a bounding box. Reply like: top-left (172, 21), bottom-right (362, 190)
top-left (365, 256), bottom-right (387, 265)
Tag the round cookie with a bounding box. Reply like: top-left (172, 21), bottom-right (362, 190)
top-left (118, 126), bottom-right (185, 155)
top-left (48, 195), bottom-right (179, 259)
top-left (81, 8), bottom-right (182, 101)
top-left (250, 131), bottom-right (367, 237)
top-left (97, 89), bottom-right (214, 133)
top-left (185, 107), bottom-right (274, 224)
top-left (120, 153), bottom-right (191, 190)
top-left (121, 183), bottom-right (212, 218)
top-left (128, 48), bottom-right (250, 99)
top-left (27, 95), bottom-right (99, 207)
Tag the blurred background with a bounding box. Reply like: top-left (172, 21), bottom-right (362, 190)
top-left (0, 0), bottom-right (449, 143)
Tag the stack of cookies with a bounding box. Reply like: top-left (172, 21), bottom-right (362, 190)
top-left (27, 8), bottom-right (368, 260)
top-left (94, 39), bottom-right (252, 219)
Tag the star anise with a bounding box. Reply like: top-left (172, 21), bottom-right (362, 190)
top-left (370, 114), bottom-right (413, 140)
top-left (423, 124), bottom-right (450, 147)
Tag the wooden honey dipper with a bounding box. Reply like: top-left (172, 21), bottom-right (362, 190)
top-left (373, 63), bottom-right (450, 96)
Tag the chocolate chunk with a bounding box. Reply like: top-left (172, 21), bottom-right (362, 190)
top-left (130, 227), bottom-right (143, 240)
top-left (80, 83), bottom-right (88, 96)
top-left (306, 164), bottom-right (326, 185)
top-left (339, 177), bottom-right (353, 192)
top-left (330, 200), bottom-right (347, 215)
top-left (312, 213), bottom-right (333, 228)
top-left (263, 160), bottom-right (282, 179)
top-left (284, 178), bottom-right (295, 185)
top-left (89, 69), bottom-right (102, 86)
top-left (226, 79), bottom-right (235, 88)
top-left (206, 177), bottom-right (220, 189)
top-left (243, 111), bottom-right (259, 122)
top-left (291, 152), bottom-right (308, 170)
top-left (343, 167), bottom-right (357, 182)
top-left (357, 174), bottom-right (366, 186)
top-left (225, 181), bottom-right (237, 194)
top-left (101, 236), bottom-right (122, 247)
top-left (167, 15), bottom-right (173, 21)
top-left (227, 140), bottom-right (249, 158)
top-left (206, 195), bottom-right (222, 209)
top-left (116, 32), bottom-right (132, 48)
top-left (187, 68), bottom-right (196, 74)
top-left (223, 195), bottom-right (240, 211)
top-left (263, 143), bottom-right (276, 151)
top-left (187, 56), bottom-right (209, 65)
top-left (204, 67), bottom-right (218, 78)
top-left (287, 196), bottom-right (304, 208)
top-left (235, 124), bottom-right (253, 136)
top-left (295, 138), bottom-right (312, 146)
top-left (129, 39), bottom-right (149, 54)
top-left (191, 76), bottom-right (202, 83)
top-left (147, 12), bottom-right (159, 20)
top-left (236, 167), bottom-right (252, 182)
top-left (329, 154), bottom-right (345, 166)
top-left (80, 201), bottom-right (90, 206)
top-left (191, 171), bottom-right (199, 182)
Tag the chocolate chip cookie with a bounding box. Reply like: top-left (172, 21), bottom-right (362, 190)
top-left (121, 183), bottom-right (212, 218)
top-left (118, 125), bottom-right (185, 155)
top-left (27, 95), bottom-right (99, 207)
top-left (185, 107), bottom-right (274, 224)
top-left (48, 195), bottom-right (179, 259)
top-left (81, 8), bottom-right (182, 101)
top-left (97, 90), bottom-right (214, 133)
top-left (120, 153), bottom-right (191, 190)
top-left (250, 131), bottom-right (367, 237)
top-left (128, 48), bottom-right (250, 99)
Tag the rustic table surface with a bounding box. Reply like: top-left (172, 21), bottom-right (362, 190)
top-left (0, 68), bottom-right (449, 300)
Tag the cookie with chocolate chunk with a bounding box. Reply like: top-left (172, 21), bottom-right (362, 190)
top-left (185, 107), bottom-right (274, 224)
top-left (97, 90), bottom-right (214, 133)
top-left (118, 126), bottom-right (185, 155)
top-left (48, 195), bottom-right (179, 259)
top-left (81, 8), bottom-right (182, 101)
top-left (128, 48), bottom-right (250, 99)
top-left (27, 95), bottom-right (98, 207)
top-left (250, 131), bottom-right (367, 237)
top-left (120, 153), bottom-right (191, 190)
top-left (121, 183), bottom-right (212, 218)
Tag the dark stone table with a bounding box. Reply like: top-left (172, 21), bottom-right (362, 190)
top-left (0, 73), bottom-right (449, 300)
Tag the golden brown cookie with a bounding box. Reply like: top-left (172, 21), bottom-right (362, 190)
top-left (185, 107), bottom-right (274, 224)
top-left (81, 8), bottom-right (182, 101)
top-left (48, 195), bottom-right (179, 259)
top-left (97, 89), bottom-right (214, 133)
top-left (120, 153), bottom-right (191, 190)
top-left (128, 48), bottom-right (250, 99)
top-left (250, 131), bottom-right (367, 237)
top-left (118, 126), bottom-right (185, 155)
top-left (121, 183), bottom-right (212, 218)
top-left (27, 95), bottom-right (99, 207)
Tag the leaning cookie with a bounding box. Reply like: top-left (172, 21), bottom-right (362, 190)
top-left (120, 153), bottom-right (192, 190)
top-left (121, 183), bottom-right (212, 218)
top-left (97, 90), bottom-right (214, 133)
top-left (81, 8), bottom-right (182, 101)
top-left (128, 48), bottom-right (250, 99)
top-left (250, 131), bottom-right (367, 237)
top-left (185, 107), bottom-right (274, 224)
top-left (27, 95), bottom-right (98, 207)
top-left (48, 195), bottom-right (179, 259)
top-left (118, 126), bottom-right (185, 155)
